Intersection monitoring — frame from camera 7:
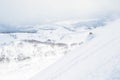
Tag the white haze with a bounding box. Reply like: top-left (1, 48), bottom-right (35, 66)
top-left (0, 0), bottom-right (120, 25)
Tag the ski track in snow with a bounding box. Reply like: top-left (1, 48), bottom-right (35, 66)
top-left (48, 36), bottom-right (120, 80)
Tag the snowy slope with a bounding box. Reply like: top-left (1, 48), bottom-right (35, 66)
top-left (0, 19), bottom-right (98, 80)
top-left (30, 19), bottom-right (120, 80)
top-left (0, 18), bottom-right (119, 80)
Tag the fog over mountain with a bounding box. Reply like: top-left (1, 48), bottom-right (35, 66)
top-left (0, 0), bottom-right (120, 25)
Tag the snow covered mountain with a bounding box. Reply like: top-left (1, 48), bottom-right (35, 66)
top-left (0, 18), bottom-right (120, 80)
top-left (30, 19), bottom-right (120, 80)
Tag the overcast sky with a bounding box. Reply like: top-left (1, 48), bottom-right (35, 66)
top-left (0, 0), bottom-right (120, 25)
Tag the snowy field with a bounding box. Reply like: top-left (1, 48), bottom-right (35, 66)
top-left (0, 18), bottom-right (120, 80)
top-left (0, 0), bottom-right (120, 80)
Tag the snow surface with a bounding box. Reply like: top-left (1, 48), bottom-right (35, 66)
top-left (30, 19), bottom-right (120, 80)
top-left (0, 18), bottom-right (120, 80)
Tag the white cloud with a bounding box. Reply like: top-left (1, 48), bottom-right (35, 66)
top-left (0, 0), bottom-right (120, 25)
